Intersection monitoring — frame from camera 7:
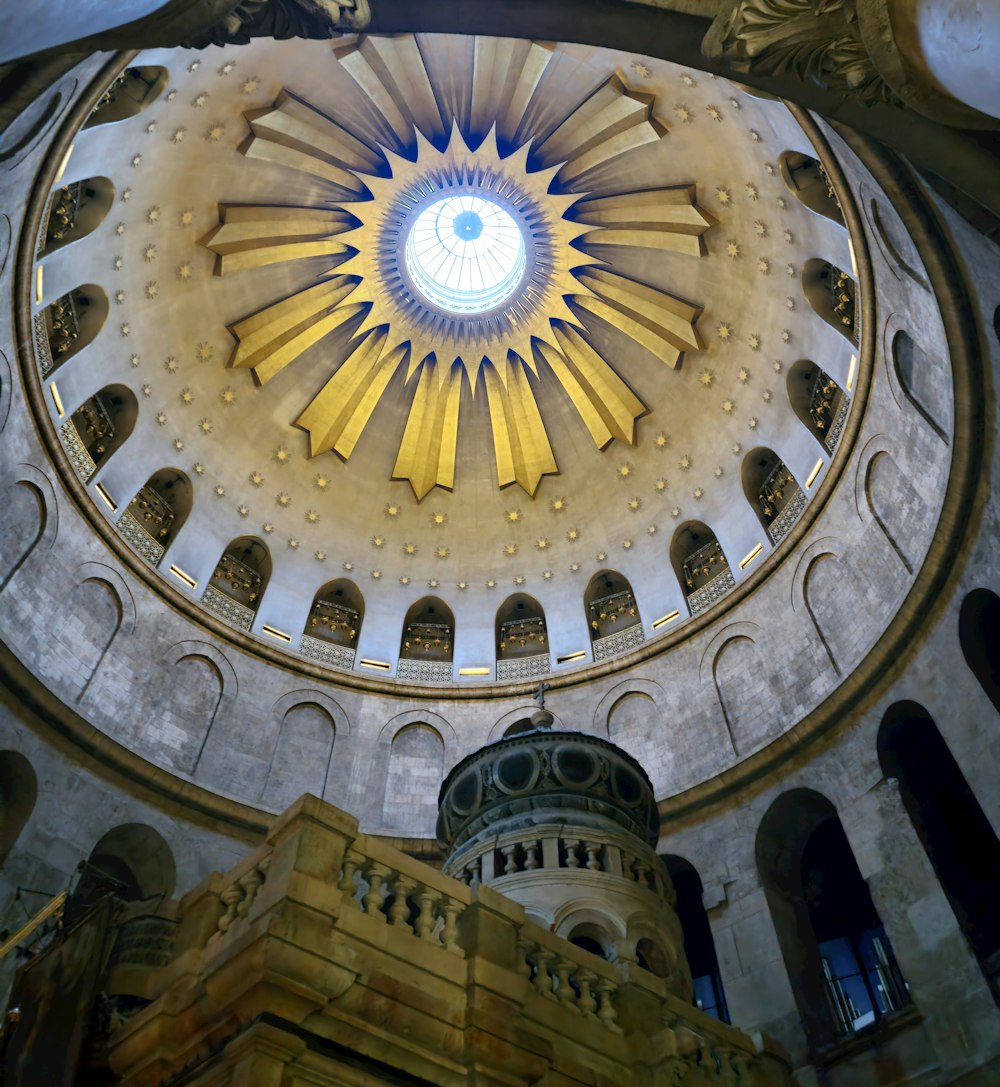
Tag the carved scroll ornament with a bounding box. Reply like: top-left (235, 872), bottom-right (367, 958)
top-left (186, 0), bottom-right (371, 48)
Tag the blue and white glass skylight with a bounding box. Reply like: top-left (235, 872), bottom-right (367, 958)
top-left (405, 194), bottom-right (526, 315)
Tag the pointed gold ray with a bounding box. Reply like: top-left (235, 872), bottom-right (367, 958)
top-left (295, 325), bottom-right (407, 458)
top-left (202, 205), bottom-right (358, 275)
top-left (228, 276), bottom-right (364, 384)
top-left (482, 354), bottom-right (558, 495)
top-left (536, 321), bottom-right (648, 447)
top-left (471, 38), bottom-right (556, 144)
top-left (572, 267), bottom-right (703, 367)
top-left (334, 35), bottom-right (446, 147)
top-left (393, 359), bottom-right (464, 500)
top-left (536, 75), bottom-right (668, 184)
top-left (242, 90), bottom-right (382, 197)
top-left (572, 188), bottom-right (713, 257)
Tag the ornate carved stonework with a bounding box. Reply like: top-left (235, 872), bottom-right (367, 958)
top-left (116, 509), bottom-right (166, 567)
top-left (59, 419), bottom-right (97, 482)
top-left (703, 0), bottom-right (897, 107)
top-left (298, 633), bottom-right (355, 671)
top-left (592, 622), bottom-right (644, 662)
top-left (396, 658), bottom-right (453, 684)
top-left (688, 567), bottom-right (736, 616)
top-left (767, 486), bottom-right (807, 545)
top-left (496, 653), bottom-right (551, 682)
top-left (201, 584), bottom-right (254, 631)
top-left (185, 0), bottom-right (371, 48)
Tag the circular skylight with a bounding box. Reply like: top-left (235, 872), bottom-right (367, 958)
top-left (405, 194), bottom-right (526, 314)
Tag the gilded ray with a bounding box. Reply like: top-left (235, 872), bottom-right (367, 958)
top-left (393, 359), bottom-right (464, 500)
top-left (202, 205), bottom-right (359, 275)
top-left (207, 35), bottom-right (709, 499)
top-left (334, 35), bottom-right (446, 147)
top-left (295, 326), bottom-right (407, 458)
top-left (228, 276), bottom-right (364, 384)
top-left (242, 90), bottom-right (381, 196)
top-left (483, 355), bottom-right (559, 495)
top-left (572, 188), bottom-right (713, 257)
top-left (537, 75), bottom-right (668, 183)
top-left (572, 267), bottom-right (704, 366)
top-left (536, 321), bottom-right (648, 447)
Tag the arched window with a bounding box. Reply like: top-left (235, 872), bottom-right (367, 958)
top-left (0, 751), bottom-right (37, 868)
top-left (568, 923), bottom-right (612, 961)
top-left (202, 536), bottom-right (271, 632)
top-left (398, 597), bottom-right (454, 682)
top-left (787, 360), bottom-right (849, 454)
top-left (64, 383), bottom-right (137, 483)
top-left (381, 724), bottom-right (444, 834)
top-left (35, 284), bottom-right (108, 376)
top-left (878, 701), bottom-right (1000, 1001)
top-left (959, 589), bottom-right (1000, 717)
top-left (778, 151), bottom-right (844, 225)
top-left (300, 578), bottom-right (364, 671)
top-left (118, 468), bottom-right (192, 567)
top-left (741, 447), bottom-right (804, 545)
top-left (757, 789), bottom-right (910, 1052)
top-left (584, 570), bottom-right (643, 660)
top-left (495, 593), bottom-right (549, 680)
top-left (69, 823), bottom-right (176, 924)
top-left (662, 855), bottom-right (730, 1023)
top-left (40, 177), bottom-right (114, 256)
top-left (83, 66), bottom-right (169, 128)
top-left (802, 259), bottom-right (859, 344)
top-left (670, 521), bottom-right (733, 616)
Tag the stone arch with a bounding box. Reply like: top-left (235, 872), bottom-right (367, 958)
top-left (0, 479), bottom-right (47, 595)
top-left (204, 536), bottom-right (272, 629)
top-left (593, 678), bottom-right (664, 741)
top-left (583, 570), bottom-right (642, 656)
top-left (37, 284), bottom-right (108, 376)
top-left (554, 904), bottom-right (626, 957)
top-left (400, 596), bottom-right (455, 665)
top-left (82, 823), bottom-right (175, 904)
top-left (661, 854), bottom-right (729, 1022)
top-left (740, 445), bottom-right (803, 542)
top-left (122, 467), bottom-right (193, 562)
top-left (495, 592), bottom-right (547, 661)
top-left (860, 445), bottom-right (915, 574)
top-left (710, 635), bottom-right (773, 756)
top-left (606, 691), bottom-right (657, 745)
top-left (778, 150), bottom-right (844, 225)
top-left (889, 329), bottom-right (948, 442)
top-left (260, 690), bottom-right (347, 810)
top-left (802, 259), bottom-right (858, 344)
top-left (159, 640), bottom-right (237, 774)
top-left (83, 66), bottom-right (169, 128)
top-left (301, 578), bottom-right (364, 664)
top-left (865, 194), bottom-right (929, 291)
top-left (73, 574), bottom-right (125, 702)
top-left (39, 176), bottom-right (115, 256)
top-left (380, 722), bottom-right (446, 835)
top-left (0, 348), bottom-right (11, 435)
top-left (66, 382), bottom-right (138, 479)
top-left (959, 589), bottom-right (1000, 717)
top-left (878, 701), bottom-right (1000, 984)
top-left (488, 704), bottom-right (567, 743)
top-left (0, 751), bottom-right (37, 867)
top-left (670, 519), bottom-right (732, 616)
top-left (786, 359), bottom-right (847, 453)
top-left (801, 553), bottom-right (842, 677)
top-left (757, 788), bottom-right (910, 1052)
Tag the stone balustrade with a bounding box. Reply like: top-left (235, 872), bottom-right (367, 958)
top-left (116, 508), bottom-right (166, 566)
top-left (107, 795), bottom-right (792, 1087)
top-left (59, 418), bottom-right (97, 482)
top-left (592, 621), bottom-right (644, 661)
top-left (688, 567), bottom-right (736, 615)
top-left (200, 583), bottom-right (255, 631)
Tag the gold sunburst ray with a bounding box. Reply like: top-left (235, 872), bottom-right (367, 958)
top-left (203, 35), bottom-right (710, 499)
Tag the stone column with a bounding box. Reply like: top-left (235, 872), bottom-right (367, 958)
top-left (842, 779), bottom-right (1000, 1071)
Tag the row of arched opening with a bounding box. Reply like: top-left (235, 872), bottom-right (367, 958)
top-left (657, 588), bottom-right (1000, 1043)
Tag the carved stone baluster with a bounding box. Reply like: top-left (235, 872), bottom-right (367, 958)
top-left (574, 969), bottom-right (598, 1017)
top-left (632, 858), bottom-right (650, 888)
top-left (532, 950), bottom-right (557, 1000)
top-left (362, 863), bottom-right (390, 919)
top-left (389, 874), bottom-right (416, 929)
top-left (415, 889), bottom-right (440, 944)
top-left (564, 840), bottom-right (581, 868)
top-left (501, 844), bottom-right (519, 875)
top-left (465, 856), bottom-right (481, 888)
top-left (214, 881), bottom-right (243, 938)
top-left (515, 935), bottom-right (534, 979)
top-left (523, 842), bottom-right (540, 870)
top-left (339, 850), bottom-right (363, 907)
top-left (585, 842), bottom-right (602, 871)
top-left (441, 898), bottom-right (463, 953)
top-left (594, 978), bottom-right (620, 1031)
top-left (236, 864), bottom-right (264, 919)
top-left (554, 959), bottom-right (578, 1013)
